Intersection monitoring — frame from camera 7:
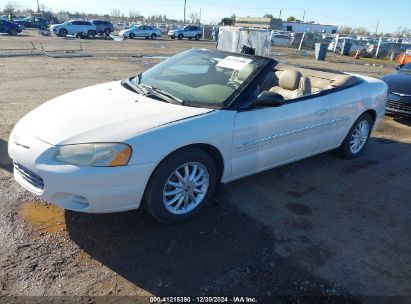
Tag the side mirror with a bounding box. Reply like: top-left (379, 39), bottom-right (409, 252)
top-left (396, 64), bottom-right (404, 71)
top-left (250, 91), bottom-right (284, 108)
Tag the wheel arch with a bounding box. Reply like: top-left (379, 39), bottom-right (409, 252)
top-left (363, 109), bottom-right (376, 124)
top-left (148, 143), bottom-right (225, 185)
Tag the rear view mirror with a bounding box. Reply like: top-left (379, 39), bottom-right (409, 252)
top-left (250, 91), bottom-right (284, 108)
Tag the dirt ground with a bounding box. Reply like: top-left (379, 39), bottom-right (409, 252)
top-left (0, 29), bottom-right (410, 301)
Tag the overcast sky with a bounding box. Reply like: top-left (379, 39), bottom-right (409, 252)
top-left (8, 0), bottom-right (411, 33)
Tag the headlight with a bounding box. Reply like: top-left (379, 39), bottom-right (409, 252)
top-left (55, 143), bottom-right (132, 167)
top-left (388, 92), bottom-right (401, 101)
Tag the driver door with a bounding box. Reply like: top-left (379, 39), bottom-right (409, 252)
top-left (230, 94), bottom-right (330, 179)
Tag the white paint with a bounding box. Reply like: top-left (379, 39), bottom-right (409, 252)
top-left (8, 74), bottom-right (387, 213)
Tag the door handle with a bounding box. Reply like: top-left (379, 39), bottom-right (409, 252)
top-left (316, 108), bottom-right (328, 115)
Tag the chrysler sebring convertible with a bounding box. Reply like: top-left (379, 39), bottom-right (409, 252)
top-left (8, 48), bottom-right (388, 223)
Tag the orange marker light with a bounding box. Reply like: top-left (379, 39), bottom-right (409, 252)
top-left (110, 146), bottom-right (132, 166)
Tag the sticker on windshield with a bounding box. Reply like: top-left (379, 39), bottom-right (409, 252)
top-left (217, 56), bottom-right (253, 70)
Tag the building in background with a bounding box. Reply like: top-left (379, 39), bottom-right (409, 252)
top-left (282, 21), bottom-right (338, 34)
top-left (235, 17), bottom-right (282, 30)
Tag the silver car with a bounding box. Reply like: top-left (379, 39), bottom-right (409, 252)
top-left (119, 25), bottom-right (161, 39)
top-left (168, 25), bottom-right (202, 40)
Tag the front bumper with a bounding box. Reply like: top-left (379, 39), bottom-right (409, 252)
top-left (8, 132), bottom-right (157, 213)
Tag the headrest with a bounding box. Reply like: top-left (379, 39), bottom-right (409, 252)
top-left (279, 70), bottom-right (302, 90)
top-left (330, 75), bottom-right (358, 88)
top-left (299, 77), bottom-right (312, 94)
top-left (237, 64), bottom-right (256, 81)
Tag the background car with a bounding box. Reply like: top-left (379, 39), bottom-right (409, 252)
top-left (0, 19), bottom-right (22, 35)
top-left (168, 25), bottom-right (202, 40)
top-left (90, 19), bottom-right (114, 35)
top-left (156, 23), bottom-right (168, 34)
top-left (119, 25), bottom-right (161, 39)
top-left (270, 32), bottom-right (291, 46)
top-left (51, 20), bottom-right (97, 38)
top-left (382, 63), bottom-right (411, 116)
top-left (14, 16), bottom-right (48, 30)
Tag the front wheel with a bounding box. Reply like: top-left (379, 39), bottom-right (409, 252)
top-left (178, 33), bottom-right (183, 40)
top-left (59, 28), bottom-right (68, 37)
top-left (9, 28), bottom-right (17, 35)
top-left (129, 33), bottom-right (135, 39)
top-left (143, 148), bottom-right (218, 224)
top-left (337, 113), bottom-right (372, 159)
top-left (104, 28), bottom-right (111, 35)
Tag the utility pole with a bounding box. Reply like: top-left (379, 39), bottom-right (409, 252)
top-left (302, 9), bottom-right (305, 21)
top-left (375, 18), bottom-right (380, 36)
top-left (199, 8), bottom-right (201, 25)
top-left (37, 0), bottom-right (40, 12)
top-left (184, 0), bottom-right (187, 24)
top-left (279, 9), bottom-right (282, 20)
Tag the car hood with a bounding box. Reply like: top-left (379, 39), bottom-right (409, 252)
top-left (381, 72), bottom-right (411, 95)
top-left (15, 81), bottom-right (212, 145)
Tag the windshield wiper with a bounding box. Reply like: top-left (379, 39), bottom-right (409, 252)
top-left (139, 84), bottom-right (189, 106)
top-left (123, 78), bottom-right (145, 94)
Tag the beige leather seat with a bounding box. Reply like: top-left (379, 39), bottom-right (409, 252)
top-left (270, 70), bottom-right (306, 100)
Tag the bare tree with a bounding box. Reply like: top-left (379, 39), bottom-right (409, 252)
top-left (3, 1), bottom-right (19, 14)
top-left (128, 9), bottom-right (140, 20)
top-left (338, 25), bottom-right (353, 35)
top-left (189, 12), bottom-right (199, 24)
top-left (110, 8), bottom-right (121, 19)
top-left (352, 27), bottom-right (367, 36)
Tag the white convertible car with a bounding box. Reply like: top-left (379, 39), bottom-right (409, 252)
top-left (8, 48), bottom-right (387, 223)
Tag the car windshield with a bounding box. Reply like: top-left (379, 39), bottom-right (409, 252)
top-left (125, 48), bottom-right (268, 109)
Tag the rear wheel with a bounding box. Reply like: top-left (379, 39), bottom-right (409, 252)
top-left (151, 33), bottom-right (157, 39)
top-left (9, 28), bottom-right (17, 35)
top-left (143, 148), bottom-right (218, 224)
top-left (195, 34), bottom-right (201, 41)
top-left (178, 33), bottom-right (183, 40)
top-left (88, 30), bottom-right (96, 38)
top-left (59, 28), bottom-right (68, 37)
top-left (337, 113), bottom-right (373, 159)
top-left (104, 28), bottom-right (111, 35)
top-left (129, 33), bottom-right (135, 39)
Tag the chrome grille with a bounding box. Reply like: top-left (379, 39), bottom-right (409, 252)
top-left (13, 162), bottom-right (44, 191)
top-left (387, 100), bottom-right (411, 113)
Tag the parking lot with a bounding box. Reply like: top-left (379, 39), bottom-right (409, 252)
top-left (0, 30), bottom-right (410, 299)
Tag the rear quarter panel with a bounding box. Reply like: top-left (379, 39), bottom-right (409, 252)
top-left (325, 76), bottom-right (387, 148)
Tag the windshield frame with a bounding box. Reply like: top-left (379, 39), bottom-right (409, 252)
top-left (125, 48), bottom-right (273, 110)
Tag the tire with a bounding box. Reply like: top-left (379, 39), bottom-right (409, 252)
top-left (195, 34), bottom-right (201, 41)
top-left (40, 26), bottom-right (46, 30)
top-left (151, 33), bottom-right (157, 39)
top-left (143, 148), bottom-right (218, 224)
top-left (129, 33), bottom-right (135, 39)
top-left (59, 28), bottom-right (68, 37)
top-left (9, 28), bottom-right (17, 36)
top-left (104, 28), bottom-right (111, 35)
top-left (88, 30), bottom-right (96, 39)
top-left (337, 113), bottom-right (373, 159)
top-left (178, 33), bottom-right (183, 40)
top-left (170, 36), bottom-right (175, 39)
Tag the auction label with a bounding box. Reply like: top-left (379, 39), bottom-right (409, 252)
top-left (217, 56), bottom-right (253, 70)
